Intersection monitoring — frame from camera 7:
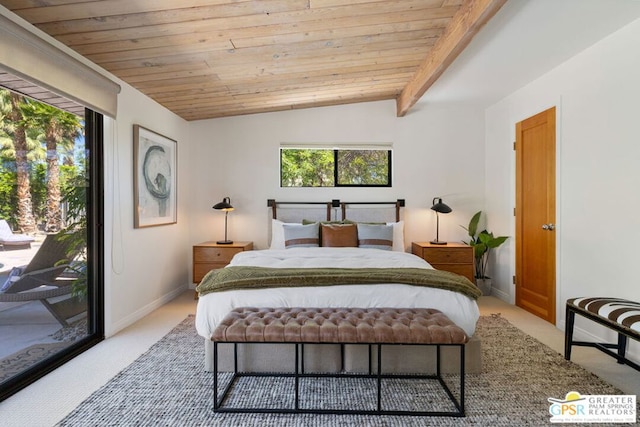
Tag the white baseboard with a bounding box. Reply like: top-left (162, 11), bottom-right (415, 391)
top-left (106, 285), bottom-right (188, 337)
top-left (490, 286), bottom-right (510, 302)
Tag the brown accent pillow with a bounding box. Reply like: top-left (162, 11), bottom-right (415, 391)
top-left (320, 224), bottom-right (358, 247)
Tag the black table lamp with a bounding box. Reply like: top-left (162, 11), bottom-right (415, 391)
top-left (430, 197), bottom-right (452, 245)
top-left (213, 197), bottom-right (234, 244)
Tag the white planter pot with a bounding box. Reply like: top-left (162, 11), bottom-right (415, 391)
top-left (475, 278), bottom-right (492, 296)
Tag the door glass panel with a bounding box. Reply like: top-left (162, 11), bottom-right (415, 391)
top-left (0, 88), bottom-right (91, 386)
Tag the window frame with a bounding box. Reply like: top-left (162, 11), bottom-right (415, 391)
top-left (280, 146), bottom-right (393, 188)
top-left (0, 107), bottom-right (104, 402)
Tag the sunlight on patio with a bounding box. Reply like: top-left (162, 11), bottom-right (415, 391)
top-left (0, 236), bottom-right (87, 382)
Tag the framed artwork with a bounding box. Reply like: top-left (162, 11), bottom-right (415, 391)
top-left (133, 124), bottom-right (177, 228)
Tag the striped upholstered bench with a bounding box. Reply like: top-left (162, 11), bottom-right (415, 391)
top-left (565, 297), bottom-right (640, 371)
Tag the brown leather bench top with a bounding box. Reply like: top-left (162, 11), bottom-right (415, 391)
top-left (212, 307), bottom-right (468, 344)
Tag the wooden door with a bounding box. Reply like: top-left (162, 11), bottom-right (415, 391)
top-left (515, 107), bottom-right (556, 323)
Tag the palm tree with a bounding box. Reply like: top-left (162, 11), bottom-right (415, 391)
top-left (21, 100), bottom-right (81, 232)
top-left (1, 91), bottom-right (37, 233)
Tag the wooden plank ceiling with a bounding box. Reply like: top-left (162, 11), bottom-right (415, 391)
top-left (0, 0), bottom-right (506, 121)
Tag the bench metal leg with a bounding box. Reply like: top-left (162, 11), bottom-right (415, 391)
top-left (460, 344), bottom-right (465, 414)
top-left (564, 305), bottom-right (640, 372)
top-left (617, 334), bottom-right (627, 364)
top-left (212, 342), bottom-right (466, 416)
top-left (295, 343), bottom-right (300, 410)
top-left (565, 307), bottom-right (575, 360)
top-left (377, 344), bottom-right (382, 412)
top-left (213, 342), bottom-right (218, 410)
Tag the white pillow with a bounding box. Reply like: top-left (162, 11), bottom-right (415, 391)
top-left (387, 220), bottom-right (405, 252)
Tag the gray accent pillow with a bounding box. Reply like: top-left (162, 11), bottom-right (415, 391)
top-left (283, 222), bottom-right (319, 248)
top-left (357, 223), bottom-right (393, 251)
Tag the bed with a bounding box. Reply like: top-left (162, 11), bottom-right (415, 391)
top-left (195, 199), bottom-right (481, 373)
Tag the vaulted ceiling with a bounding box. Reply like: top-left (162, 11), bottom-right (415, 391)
top-left (0, 0), bottom-right (506, 121)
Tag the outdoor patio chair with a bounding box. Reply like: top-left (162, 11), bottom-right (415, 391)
top-left (0, 233), bottom-right (84, 326)
top-left (0, 219), bottom-right (35, 250)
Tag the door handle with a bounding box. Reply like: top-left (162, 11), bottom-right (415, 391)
top-left (542, 223), bottom-right (555, 231)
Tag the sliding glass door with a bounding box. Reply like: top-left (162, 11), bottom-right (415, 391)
top-left (0, 87), bottom-right (103, 400)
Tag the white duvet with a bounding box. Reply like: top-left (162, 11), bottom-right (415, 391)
top-left (195, 247), bottom-right (480, 338)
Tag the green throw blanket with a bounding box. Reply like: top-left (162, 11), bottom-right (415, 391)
top-left (197, 266), bottom-right (481, 299)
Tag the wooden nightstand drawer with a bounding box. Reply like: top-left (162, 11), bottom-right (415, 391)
top-left (411, 242), bottom-right (475, 283)
top-left (422, 248), bottom-right (472, 264)
top-left (430, 263), bottom-right (474, 280)
top-left (194, 247), bottom-right (243, 264)
top-left (194, 262), bottom-right (227, 281)
top-left (193, 241), bottom-right (253, 284)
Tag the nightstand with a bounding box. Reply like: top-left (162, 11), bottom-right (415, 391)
top-left (411, 242), bottom-right (474, 282)
top-left (193, 241), bottom-right (253, 284)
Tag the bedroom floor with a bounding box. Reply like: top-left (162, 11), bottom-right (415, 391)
top-left (0, 291), bottom-right (638, 427)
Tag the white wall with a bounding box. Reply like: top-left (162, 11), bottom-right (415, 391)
top-left (189, 100), bottom-right (485, 262)
top-left (485, 18), bottom-right (640, 359)
top-left (103, 84), bottom-right (191, 336)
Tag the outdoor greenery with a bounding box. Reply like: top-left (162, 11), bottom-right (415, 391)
top-left (462, 211), bottom-right (509, 279)
top-left (281, 148), bottom-right (334, 187)
top-left (281, 148), bottom-right (391, 187)
top-left (0, 88), bottom-right (85, 234)
top-left (1, 88), bottom-right (88, 296)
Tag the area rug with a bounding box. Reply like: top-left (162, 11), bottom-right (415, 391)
top-left (57, 315), bottom-right (636, 426)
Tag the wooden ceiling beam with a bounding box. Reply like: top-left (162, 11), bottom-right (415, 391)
top-left (396, 0), bottom-right (507, 117)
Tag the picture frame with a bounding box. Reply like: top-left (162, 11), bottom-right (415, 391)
top-left (133, 124), bottom-right (177, 228)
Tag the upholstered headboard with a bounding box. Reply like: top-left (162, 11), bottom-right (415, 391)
top-left (266, 199), bottom-right (406, 251)
top-left (267, 199), bottom-right (405, 223)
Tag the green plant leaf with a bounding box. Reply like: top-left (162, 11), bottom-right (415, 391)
top-left (486, 235), bottom-right (509, 248)
top-left (468, 211), bottom-right (481, 237)
top-left (478, 231), bottom-right (493, 244)
top-left (473, 243), bottom-right (487, 258)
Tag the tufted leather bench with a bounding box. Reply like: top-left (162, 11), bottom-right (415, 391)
top-left (212, 307), bottom-right (468, 416)
top-left (565, 297), bottom-right (640, 371)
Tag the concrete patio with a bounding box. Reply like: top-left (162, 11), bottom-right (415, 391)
top-left (0, 238), bottom-right (83, 364)
top-left (0, 299), bottom-right (63, 360)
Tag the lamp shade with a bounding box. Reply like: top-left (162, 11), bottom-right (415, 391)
top-left (213, 197), bottom-right (234, 211)
top-left (430, 197), bottom-right (452, 214)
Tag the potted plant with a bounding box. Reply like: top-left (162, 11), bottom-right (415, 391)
top-left (462, 211), bottom-right (508, 295)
